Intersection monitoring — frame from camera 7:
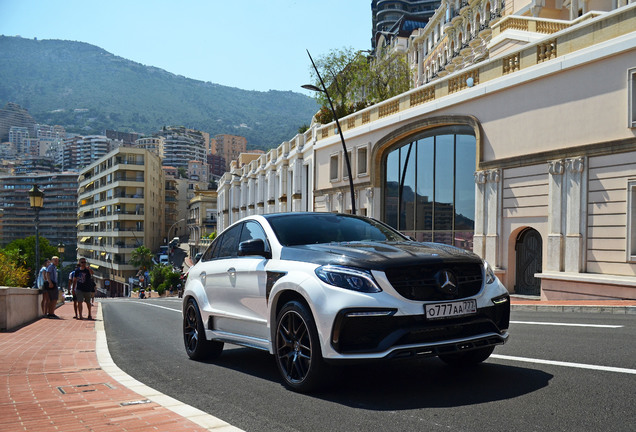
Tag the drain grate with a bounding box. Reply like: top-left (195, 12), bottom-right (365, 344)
top-left (57, 383), bottom-right (114, 394)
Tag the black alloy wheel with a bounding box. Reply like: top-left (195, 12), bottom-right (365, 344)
top-left (275, 301), bottom-right (326, 392)
top-left (183, 298), bottom-right (223, 360)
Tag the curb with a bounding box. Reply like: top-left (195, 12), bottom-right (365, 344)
top-left (511, 304), bottom-right (636, 314)
top-left (95, 305), bottom-right (244, 432)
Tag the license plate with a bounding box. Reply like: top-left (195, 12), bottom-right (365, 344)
top-left (425, 299), bottom-right (477, 320)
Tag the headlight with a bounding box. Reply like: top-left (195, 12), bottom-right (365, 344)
top-left (485, 261), bottom-right (497, 285)
top-left (315, 265), bottom-right (382, 293)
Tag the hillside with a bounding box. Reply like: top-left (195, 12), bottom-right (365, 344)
top-left (0, 36), bottom-right (318, 151)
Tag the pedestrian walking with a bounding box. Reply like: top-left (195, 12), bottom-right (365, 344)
top-left (73, 259), bottom-right (95, 320)
top-left (43, 256), bottom-right (60, 318)
top-left (37, 259), bottom-right (50, 315)
top-left (68, 265), bottom-right (79, 319)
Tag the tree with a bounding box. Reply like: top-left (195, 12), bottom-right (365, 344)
top-left (3, 236), bottom-right (58, 287)
top-left (0, 250), bottom-right (30, 287)
top-left (129, 245), bottom-right (154, 271)
top-left (297, 124), bottom-right (309, 134)
top-left (308, 46), bottom-right (411, 124)
top-left (150, 264), bottom-right (181, 295)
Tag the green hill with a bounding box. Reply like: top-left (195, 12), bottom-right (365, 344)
top-left (0, 36), bottom-right (318, 151)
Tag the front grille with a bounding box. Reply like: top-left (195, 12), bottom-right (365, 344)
top-left (332, 302), bottom-right (510, 354)
top-left (384, 262), bottom-right (483, 301)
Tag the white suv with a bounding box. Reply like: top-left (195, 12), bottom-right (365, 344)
top-left (182, 213), bottom-right (510, 392)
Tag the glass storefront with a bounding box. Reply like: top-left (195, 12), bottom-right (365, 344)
top-left (383, 126), bottom-right (476, 250)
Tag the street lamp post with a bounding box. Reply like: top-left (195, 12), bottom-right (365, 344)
top-left (28, 184), bottom-right (44, 285)
top-left (303, 49), bottom-right (356, 215)
top-left (57, 242), bottom-right (65, 261)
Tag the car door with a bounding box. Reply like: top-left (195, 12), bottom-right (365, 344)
top-left (230, 220), bottom-right (270, 339)
top-left (203, 221), bottom-right (270, 339)
top-left (202, 222), bottom-right (243, 332)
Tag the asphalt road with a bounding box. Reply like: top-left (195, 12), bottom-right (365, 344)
top-left (102, 299), bottom-right (636, 432)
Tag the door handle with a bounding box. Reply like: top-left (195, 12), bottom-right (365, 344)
top-left (199, 271), bottom-right (206, 284)
top-left (227, 267), bottom-right (236, 275)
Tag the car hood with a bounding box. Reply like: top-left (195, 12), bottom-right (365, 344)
top-left (279, 241), bottom-right (482, 271)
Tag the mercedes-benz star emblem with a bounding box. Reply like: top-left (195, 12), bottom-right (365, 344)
top-left (436, 269), bottom-right (458, 295)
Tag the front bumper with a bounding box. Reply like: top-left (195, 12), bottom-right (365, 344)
top-left (329, 300), bottom-right (510, 360)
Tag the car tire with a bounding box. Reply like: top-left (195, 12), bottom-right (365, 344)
top-left (275, 300), bottom-right (326, 393)
top-left (438, 346), bottom-right (495, 366)
top-left (183, 298), bottom-right (223, 360)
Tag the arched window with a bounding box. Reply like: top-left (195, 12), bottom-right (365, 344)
top-left (383, 126), bottom-right (476, 249)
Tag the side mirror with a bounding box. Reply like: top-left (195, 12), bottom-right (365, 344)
top-left (238, 239), bottom-right (271, 259)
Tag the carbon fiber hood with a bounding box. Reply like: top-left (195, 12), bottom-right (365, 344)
top-left (279, 241), bottom-right (482, 271)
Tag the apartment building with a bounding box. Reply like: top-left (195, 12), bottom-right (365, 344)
top-left (212, 134), bottom-right (247, 171)
top-left (135, 136), bottom-right (165, 159)
top-left (0, 172), bottom-right (77, 249)
top-left (187, 189), bottom-right (217, 258)
top-left (372, 0), bottom-right (441, 48)
top-left (77, 147), bottom-right (165, 297)
top-left (156, 126), bottom-right (207, 169)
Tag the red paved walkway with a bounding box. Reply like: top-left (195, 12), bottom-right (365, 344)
top-left (0, 302), bottom-right (237, 432)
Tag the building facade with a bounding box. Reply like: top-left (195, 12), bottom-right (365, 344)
top-left (218, 3), bottom-right (636, 301)
top-left (212, 134), bottom-right (247, 171)
top-left (156, 126), bottom-right (207, 169)
top-left (372, 0), bottom-right (442, 48)
top-left (187, 189), bottom-right (218, 258)
top-left (77, 147), bottom-right (165, 296)
top-left (0, 172), bottom-right (78, 250)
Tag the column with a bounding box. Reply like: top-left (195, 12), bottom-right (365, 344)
top-left (485, 169), bottom-right (501, 268)
top-left (564, 156), bottom-right (586, 273)
top-left (546, 159), bottom-right (565, 272)
top-left (473, 170), bottom-right (487, 258)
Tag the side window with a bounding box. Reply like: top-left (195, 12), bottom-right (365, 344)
top-left (201, 237), bottom-right (219, 262)
top-left (216, 223), bottom-right (243, 258)
top-left (240, 221), bottom-right (270, 251)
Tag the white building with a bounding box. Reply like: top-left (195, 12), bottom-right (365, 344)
top-left (218, 3), bottom-right (636, 301)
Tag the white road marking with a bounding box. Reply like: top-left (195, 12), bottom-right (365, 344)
top-left (510, 321), bottom-right (623, 328)
top-left (491, 354), bottom-right (636, 375)
top-left (133, 301), bottom-right (181, 312)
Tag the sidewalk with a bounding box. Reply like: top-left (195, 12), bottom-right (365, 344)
top-left (0, 302), bottom-right (241, 432)
top-left (510, 296), bottom-right (636, 314)
top-left (1, 299), bottom-right (634, 432)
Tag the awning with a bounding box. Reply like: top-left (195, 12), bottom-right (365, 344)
top-left (90, 264), bottom-right (99, 270)
top-left (80, 236), bottom-right (90, 242)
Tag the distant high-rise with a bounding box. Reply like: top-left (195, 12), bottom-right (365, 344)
top-left (156, 126), bottom-right (206, 169)
top-left (212, 134), bottom-right (247, 171)
top-left (0, 102), bottom-right (36, 142)
top-left (371, 0), bottom-right (441, 50)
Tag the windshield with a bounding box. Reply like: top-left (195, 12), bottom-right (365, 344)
top-left (267, 213), bottom-right (407, 246)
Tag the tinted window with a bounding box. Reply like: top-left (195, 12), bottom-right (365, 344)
top-left (268, 214), bottom-right (406, 246)
top-left (383, 126), bottom-right (476, 249)
top-left (216, 223), bottom-right (243, 258)
top-left (240, 221), bottom-right (270, 250)
top-left (200, 238), bottom-right (219, 262)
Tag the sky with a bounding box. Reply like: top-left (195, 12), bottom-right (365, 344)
top-left (0, 0), bottom-right (372, 94)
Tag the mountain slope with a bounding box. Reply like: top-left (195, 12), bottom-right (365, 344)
top-left (0, 36), bottom-right (318, 150)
